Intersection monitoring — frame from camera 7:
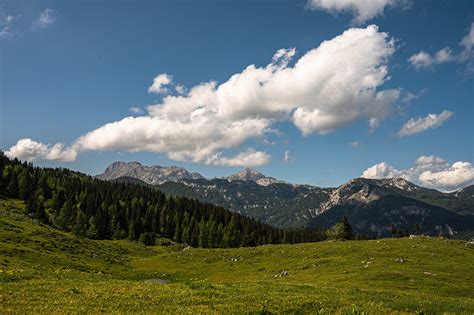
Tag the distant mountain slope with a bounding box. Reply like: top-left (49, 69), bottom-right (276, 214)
top-left (157, 179), bottom-right (331, 228)
top-left (313, 194), bottom-right (474, 236)
top-left (111, 176), bottom-right (151, 186)
top-left (97, 161), bottom-right (474, 236)
top-left (308, 178), bottom-right (474, 236)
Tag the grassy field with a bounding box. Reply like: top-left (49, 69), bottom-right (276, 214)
top-left (1, 199), bottom-right (473, 314)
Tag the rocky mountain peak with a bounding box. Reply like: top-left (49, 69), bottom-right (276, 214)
top-left (226, 168), bottom-right (288, 186)
top-left (227, 168), bottom-right (266, 182)
top-left (96, 161), bottom-right (204, 185)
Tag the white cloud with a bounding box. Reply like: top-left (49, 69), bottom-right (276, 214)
top-left (460, 23), bottom-right (474, 58)
top-left (129, 107), bottom-right (143, 114)
top-left (368, 117), bottom-right (380, 133)
top-left (283, 150), bottom-right (291, 163)
top-left (362, 155), bottom-right (474, 191)
top-left (397, 110), bottom-right (452, 137)
top-left (306, 0), bottom-right (406, 25)
top-left (148, 73), bottom-right (173, 94)
top-left (32, 9), bottom-right (56, 30)
top-left (206, 148), bottom-right (270, 167)
top-left (5, 138), bottom-right (77, 162)
top-left (362, 161), bottom-right (395, 178)
top-left (74, 115), bottom-right (271, 166)
top-left (408, 51), bottom-right (432, 69)
top-left (272, 47), bottom-right (296, 68)
top-left (435, 47), bottom-right (454, 63)
top-left (175, 84), bottom-right (186, 94)
top-left (350, 141), bottom-right (361, 148)
top-left (7, 25), bottom-right (400, 167)
top-left (409, 22), bottom-right (474, 70)
top-left (460, 23), bottom-right (474, 72)
top-left (402, 88), bottom-right (427, 104)
top-left (0, 14), bottom-right (16, 38)
top-left (408, 47), bottom-right (454, 69)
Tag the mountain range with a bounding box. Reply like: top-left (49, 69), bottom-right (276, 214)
top-left (96, 161), bottom-right (474, 237)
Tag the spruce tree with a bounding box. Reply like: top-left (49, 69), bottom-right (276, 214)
top-left (341, 216), bottom-right (353, 240)
top-left (174, 212), bottom-right (182, 243)
top-left (73, 210), bottom-right (88, 237)
top-left (207, 219), bottom-right (218, 248)
top-left (18, 168), bottom-right (32, 200)
top-left (198, 217), bottom-right (208, 248)
top-left (86, 216), bottom-right (99, 239)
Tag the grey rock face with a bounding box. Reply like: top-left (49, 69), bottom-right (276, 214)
top-left (96, 161), bottom-right (204, 185)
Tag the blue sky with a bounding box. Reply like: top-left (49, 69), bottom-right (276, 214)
top-left (1, 0), bottom-right (473, 191)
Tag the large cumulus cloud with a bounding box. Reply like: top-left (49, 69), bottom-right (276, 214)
top-left (6, 25), bottom-right (399, 167)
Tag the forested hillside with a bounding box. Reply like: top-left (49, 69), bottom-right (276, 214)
top-left (0, 153), bottom-right (324, 247)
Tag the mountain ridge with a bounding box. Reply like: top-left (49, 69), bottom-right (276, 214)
top-left (97, 161), bottom-right (474, 236)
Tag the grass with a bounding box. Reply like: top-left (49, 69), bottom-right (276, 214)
top-left (1, 198), bottom-right (473, 314)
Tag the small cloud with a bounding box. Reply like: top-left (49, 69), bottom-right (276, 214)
top-left (408, 47), bottom-right (454, 70)
top-left (129, 107), bottom-right (143, 114)
top-left (148, 73), bottom-right (173, 94)
top-left (272, 47), bottom-right (296, 68)
top-left (175, 84), bottom-right (187, 95)
top-left (306, 0), bottom-right (408, 25)
top-left (283, 150), bottom-right (292, 163)
top-left (0, 14), bottom-right (16, 38)
top-left (32, 9), bottom-right (56, 30)
top-left (397, 110), bottom-right (453, 137)
top-left (402, 88), bottom-right (428, 104)
top-left (350, 141), bottom-right (361, 148)
top-left (368, 118), bottom-right (380, 133)
top-left (408, 22), bottom-right (474, 71)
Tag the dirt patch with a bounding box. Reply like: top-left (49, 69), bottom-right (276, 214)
top-left (145, 278), bottom-right (170, 284)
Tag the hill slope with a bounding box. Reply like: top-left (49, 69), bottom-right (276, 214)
top-left (1, 199), bottom-right (473, 314)
top-left (1, 154), bottom-right (307, 248)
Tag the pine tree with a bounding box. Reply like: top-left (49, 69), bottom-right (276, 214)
top-left (73, 210), bottom-right (88, 237)
top-left (57, 200), bottom-right (73, 229)
top-left (207, 218), bottom-right (218, 248)
top-left (198, 217), bottom-right (208, 248)
top-left (86, 216), bottom-right (99, 239)
top-left (390, 224), bottom-right (398, 238)
top-left (34, 195), bottom-right (48, 223)
top-left (18, 168), bottom-right (32, 200)
top-left (181, 213), bottom-right (190, 245)
top-left (414, 223), bottom-right (422, 235)
top-left (174, 212), bottom-right (182, 243)
top-left (341, 216), bottom-right (353, 240)
top-left (223, 216), bottom-right (239, 247)
top-left (127, 222), bottom-right (137, 241)
top-left (6, 172), bottom-right (18, 198)
top-left (217, 223), bottom-right (224, 248)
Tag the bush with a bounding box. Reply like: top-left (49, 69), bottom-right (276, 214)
top-left (139, 232), bottom-right (155, 246)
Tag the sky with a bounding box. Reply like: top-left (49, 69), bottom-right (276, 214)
top-left (1, 0), bottom-right (473, 191)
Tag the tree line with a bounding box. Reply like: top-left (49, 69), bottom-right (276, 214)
top-left (0, 152), bottom-right (327, 247)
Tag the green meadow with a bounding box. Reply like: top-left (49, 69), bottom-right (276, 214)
top-left (1, 198), bottom-right (473, 314)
